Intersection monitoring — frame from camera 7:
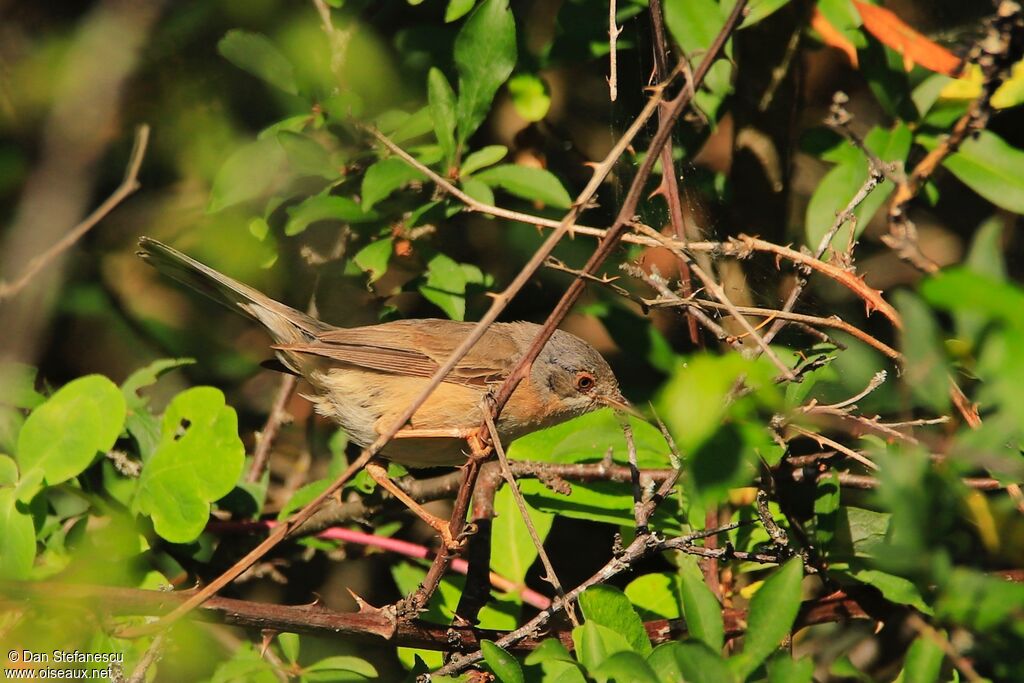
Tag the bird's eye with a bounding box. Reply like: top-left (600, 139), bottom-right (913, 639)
top-left (575, 372), bottom-right (596, 392)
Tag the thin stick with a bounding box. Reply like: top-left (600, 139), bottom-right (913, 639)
top-left (246, 374), bottom-right (297, 483)
top-left (634, 223), bottom-right (797, 380)
top-left (0, 124), bottom-right (150, 302)
top-left (607, 0), bottom-right (622, 101)
top-left (483, 409), bottom-right (577, 625)
top-left (788, 424), bottom-right (878, 471)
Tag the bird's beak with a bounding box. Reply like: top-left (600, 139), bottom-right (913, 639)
top-left (600, 391), bottom-right (644, 419)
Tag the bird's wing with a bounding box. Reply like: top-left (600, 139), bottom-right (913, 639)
top-left (274, 320), bottom-right (523, 387)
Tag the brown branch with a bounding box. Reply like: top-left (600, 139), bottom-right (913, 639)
top-left (1, 580), bottom-right (890, 655)
top-left (0, 124), bottom-right (150, 302)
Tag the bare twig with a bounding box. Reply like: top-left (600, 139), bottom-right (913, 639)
top-left (483, 408), bottom-right (576, 624)
top-left (247, 374), bottom-right (298, 483)
top-left (0, 124), bottom-right (150, 302)
top-left (607, 0), bottom-right (622, 101)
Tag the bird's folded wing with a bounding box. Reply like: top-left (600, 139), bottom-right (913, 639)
top-left (274, 324), bottom-right (520, 387)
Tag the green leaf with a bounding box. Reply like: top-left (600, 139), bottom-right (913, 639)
top-left (454, 0), bottom-right (517, 145)
top-left (730, 557), bottom-right (804, 678)
top-left (419, 251), bottom-right (469, 320)
top-left (353, 237), bottom-right (393, 284)
top-left (277, 131), bottom-right (337, 179)
top-left (278, 632), bottom-right (299, 663)
top-left (767, 652), bottom-right (814, 683)
top-left (217, 30), bottom-right (298, 95)
top-left (923, 130), bottom-right (1024, 214)
top-left (475, 164), bottom-right (572, 208)
top-left (461, 145), bottom-right (508, 176)
top-left (671, 642), bottom-right (733, 683)
top-left (0, 455), bottom-right (17, 487)
top-left (678, 556), bottom-right (724, 651)
top-left (921, 268), bottom-right (1024, 329)
top-left (591, 651), bottom-right (661, 683)
top-left (285, 193), bottom-right (379, 236)
top-left (656, 353), bottom-right (751, 453)
top-left (843, 567), bottom-right (931, 613)
top-left (391, 106), bottom-right (435, 145)
top-left (893, 291), bottom-right (950, 413)
top-left (511, 411), bottom-right (674, 529)
top-left (121, 358), bottom-right (195, 411)
top-left (646, 643), bottom-right (685, 683)
top-left (208, 137), bottom-right (287, 212)
top-left (489, 484), bottom-right (553, 585)
top-left (133, 387), bottom-right (245, 543)
top-left (900, 635), bottom-right (944, 683)
top-left (361, 157), bottom-right (425, 210)
top-left (663, 0), bottom-right (732, 119)
top-left (481, 641), bottom-right (524, 683)
top-left (813, 470), bottom-right (841, 550)
top-left (508, 74), bottom-right (551, 122)
top-left (303, 655), bottom-right (378, 678)
top-left (858, 37), bottom-right (916, 121)
top-left (957, 216), bottom-right (1007, 343)
top-left (17, 375), bottom-right (126, 487)
top-left (805, 123), bottom-right (911, 250)
top-left (572, 621), bottom-right (634, 672)
top-left (624, 573), bottom-right (683, 620)
top-left (579, 585), bottom-right (652, 655)
top-left (0, 488), bottom-right (35, 579)
top-left (428, 68), bottom-right (458, 166)
top-left (0, 363), bottom-right (44, 409)
top-left (524, 639), bottom-right (586, 682)
top-left (461, 176), bottom-right (495, 205)
top-left (446, 0), bottom-right (477, 22)
top-left (742, 0), bottom-right (792, 28)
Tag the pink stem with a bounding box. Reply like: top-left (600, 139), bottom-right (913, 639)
top-left (208, 519), bottom-right (552, 611)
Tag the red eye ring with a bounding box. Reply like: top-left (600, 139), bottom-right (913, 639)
top-left (576, 372), bottom-right (596, 392)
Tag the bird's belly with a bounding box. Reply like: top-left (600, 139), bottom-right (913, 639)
top-left (307, 368), bottom-right (487, 467)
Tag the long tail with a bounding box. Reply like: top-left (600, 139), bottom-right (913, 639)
top-left (138, 237), bottom-right (328, 369)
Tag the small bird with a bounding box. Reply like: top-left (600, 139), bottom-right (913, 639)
top-left (138, 237), bottom-right (626, 547)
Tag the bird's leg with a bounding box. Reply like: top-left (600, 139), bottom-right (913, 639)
top-left (365, 459), bottom-right (464, 552)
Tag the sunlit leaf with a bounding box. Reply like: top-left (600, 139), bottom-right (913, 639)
top-left (729, 557), bottom-right (804, 678)
top-left (17, 375), bottom-right (126, 488)
top-left (353, 237), bottom-right (393, 284)
top-left (454, 0), bottom-right (517, 144)
top-left (428, 67), bottom-right (458, 166)
top-left (285, 193), bottom-right (379, 236)
top-left (277, 131), bottom-right (337, 179)
top-left (0, 488), bottom-right (35, 579)
top-left (475, 164), bottom-right (572, 208)
top-left (208, 137), bottom-right (288, 212)
top-left (489, 484), bottom-right (553, 586)
top-left (921, 130), bottom-right (1024, 214)
top-left (481, 641), bottom-right (523, 683)
top-left (578, 585), bottom-right (652, 654)
top-left (133, 387), bottom-right (245, 543)
top-left (217, 30), bottom-right (298, 95)
top-left (461, 145), bottom-right (508, 176)
top-left (362, 157), bottom-right (425, 210)
top-left (508, 74), bottom-right (551, 122)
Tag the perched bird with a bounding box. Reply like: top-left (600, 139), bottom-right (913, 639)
top-left (138, 237), bottom-right (626, 546)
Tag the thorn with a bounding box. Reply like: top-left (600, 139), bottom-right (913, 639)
top-left (259, 630), bottom-right (277, 657)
